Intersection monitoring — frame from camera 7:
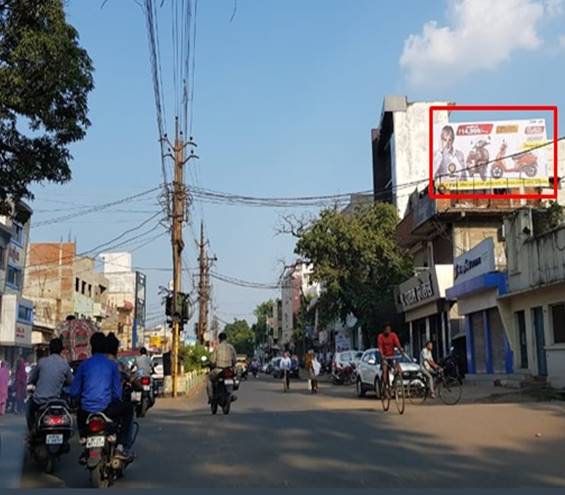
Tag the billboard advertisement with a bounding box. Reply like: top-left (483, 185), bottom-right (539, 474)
top-left (433, 119), bottom-right (549, 191)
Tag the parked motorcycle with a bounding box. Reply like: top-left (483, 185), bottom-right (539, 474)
top-left (439, 347), bottom-right (464, 384)
top-left (28, 399), bottom-right (73, 474)
top-left (81, 412), bottom-right (139, 488)
top-left (331, 364), bottom-right (355, 385)
top-left (491, 141), bottom-right (538, 179)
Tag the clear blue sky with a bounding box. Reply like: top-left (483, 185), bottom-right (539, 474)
top-left (29, 0), bottom-right (565, 335)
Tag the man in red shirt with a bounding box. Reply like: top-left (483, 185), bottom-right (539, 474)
top-left (377, 324), bottom-right (403, 394)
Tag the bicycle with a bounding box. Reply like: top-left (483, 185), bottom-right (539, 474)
top-left (379, 358), bottom-right (405, 415)
top-left (408, 368), bottom-right (462, 406)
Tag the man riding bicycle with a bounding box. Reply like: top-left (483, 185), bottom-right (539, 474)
top-left (377, 324), bottom-right (403, 394)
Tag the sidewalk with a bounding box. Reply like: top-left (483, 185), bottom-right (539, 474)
top-left (0, 414), bottom-right (27, 489)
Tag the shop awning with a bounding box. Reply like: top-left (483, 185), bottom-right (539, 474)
top-left (446, 271), bottom-right (508, 301)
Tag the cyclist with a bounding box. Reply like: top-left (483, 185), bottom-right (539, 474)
top-left (420, 340), bottom-right (440, 399)
top-left (377, 324), bottom-right (403, 395)
top-left (279, 351), bottom-right (292, 390)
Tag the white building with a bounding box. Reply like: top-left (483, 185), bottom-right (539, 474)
top-left (0, 202), bottom-right (34, 367)
top-left (99, 252), bottom-right (146, 350)
top-left (498, 207), bottom-right (565, 388)
top-left (280, 262), bottom-right (321, 346)
top-left (371, 95), bottom-right (450, 217)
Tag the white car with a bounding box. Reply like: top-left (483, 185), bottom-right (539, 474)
top-left (151, 354), bottom-right (164, 379)
top-left (355, 348), bottom-right (421, 398)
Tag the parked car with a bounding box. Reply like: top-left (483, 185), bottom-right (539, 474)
top-left (270, 357), bottom-right (284, 378)
top-left (151, 354), bottom-right (164, 379)
top-left (332, 350), bottom-right (363, 373)
top-left (355, 348), bottom-right (420, 398)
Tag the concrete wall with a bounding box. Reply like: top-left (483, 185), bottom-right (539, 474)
top-left (498, 283), bottom-right (565, 388)
top-left (505, 209), bottom-right (565, 292)
top-left (391, 101), bottom-right (449, 217)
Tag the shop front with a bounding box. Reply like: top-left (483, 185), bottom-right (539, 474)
top-left (397, 265), bottom-right (454, 361)
top-left (446, 238), bottom-right (512, 375)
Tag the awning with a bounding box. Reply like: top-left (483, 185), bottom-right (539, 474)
top-left (446, 271), bottom-right (507, 300)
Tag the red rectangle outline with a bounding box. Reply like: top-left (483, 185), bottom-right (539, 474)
top-left (428, 105), bottom-right (558, 200)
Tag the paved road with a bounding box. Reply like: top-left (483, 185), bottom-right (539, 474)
top-left (20, 375), bottom-right (565, 488)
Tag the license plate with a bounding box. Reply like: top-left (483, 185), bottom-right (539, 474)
top-left (86, 436), bottom-right (105, 448)
top-left (143, 385), bottom-right (151, 391)
top-left (224, 379), bottom-right (234, 385)
top-left (131, 391), bottom-right (142, 401)
top-left (45, 434), bottom-right (63, 445)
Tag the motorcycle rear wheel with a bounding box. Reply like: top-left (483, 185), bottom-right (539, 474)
top-left (222, 401), bottom-right (231, 415)
top-left (90, 464), bottom-right (110, 489)
top-left (211, 402), bottom-right (218, 415)
top-left (43, 457), bottom-right (54, 475)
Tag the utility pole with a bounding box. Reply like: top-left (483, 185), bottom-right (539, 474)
top-left (171, 118), bottom-right (185, 398)
top-left (197, 222), bottom-right (216, 345)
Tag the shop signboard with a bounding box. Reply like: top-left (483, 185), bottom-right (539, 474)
top-left (397, 269), bottom-right (439, 312)
top-left (433, 119), bottom-right (549, 190)
top-left (453, 237), bottom-right (496, 286)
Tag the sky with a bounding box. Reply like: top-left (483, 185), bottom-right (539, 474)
top-left (28, 0), bottom-right (565, 336)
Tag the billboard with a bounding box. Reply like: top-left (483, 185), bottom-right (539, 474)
top-left (433, 119), bottom-right (549, 191)
top-left (453, 237), bottom-right (496, 286)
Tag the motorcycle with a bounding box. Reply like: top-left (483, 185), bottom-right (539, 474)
top-left (28, 399), bottom-right (73, 474)
top-left (331, 363), bottom-right (355, 385)
top-left (131, 374), bottom-right (155, 418)
top-left (439, 347), bottom-right (464, 384)
top-left (491, 141), bottom-right (538, 179)
top-left (81, 411), bottom-right (139, 488)
top-left (250, 363), bottom-right (259, 378)
top-left (465, 139), bottom-right (490, 180)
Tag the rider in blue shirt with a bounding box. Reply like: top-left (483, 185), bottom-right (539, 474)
top-left (70, 332), bottom-right (134, 459)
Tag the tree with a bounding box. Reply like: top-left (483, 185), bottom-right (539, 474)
top-left (252, 299), bottom-right (273, 345)
top-left (0, 0), bottom-right (94, 213)
top-left (179, 342), bottom-right (210, 372)
top-left (223, 319), bottom-right (254, 356)
top-left (294, 203), bottom-right (413, 347)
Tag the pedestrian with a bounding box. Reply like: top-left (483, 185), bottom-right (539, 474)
top-left (0, 361), bottom-right (9, 415)
top-left (311, 353), bottom-right (321, 393)
top-left (15, 356), bottom-right (27, 414)
top-left (305, 350), bottom-right (318, 393)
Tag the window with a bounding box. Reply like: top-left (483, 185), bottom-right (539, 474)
top-left (88, 284), bottom-right (92, 297)
top-left (81, 281), bottom-right (86, 295)
top-left (75, 278), bottom-right (80, 292)
top-left (18, 305), bottom-right (33, 323)
top-left (6, 266), bottom-right (22, 289)
top-left (550, 303), bottom-right (565, 344)
top-left (11, 223), bottom-right (23, 245)
top-left (0, 246), bottom-right (4, 266)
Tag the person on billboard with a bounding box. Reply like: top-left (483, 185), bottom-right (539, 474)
top-left (434, 125), bottom-right (467, 183)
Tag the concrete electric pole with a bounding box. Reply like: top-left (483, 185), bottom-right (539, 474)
top-left (197, 222), bottom-right (216, 345)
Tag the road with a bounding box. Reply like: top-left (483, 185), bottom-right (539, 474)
top-left (20, 375), bottom-right (565, 488)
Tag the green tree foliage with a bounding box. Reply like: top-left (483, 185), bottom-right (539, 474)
top-left (252, 299), bottom-right (273, 345)
top-left (294, 203), bottom-right (413, 346)
top-left (0, 0), bottom-right (94, 213)
top-left (223, 319), bottom-right (254, 356)
top-left (179, 343), bottom-right (210, 372)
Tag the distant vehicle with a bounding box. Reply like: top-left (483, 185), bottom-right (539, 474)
top-left (355, 348), bottom-right (420, 398)
top-left (151, 354), bottom-right (164, 379)
top-left (268, 357), bottom-right (282, 377)
top-left (332, 350), bottom-right (363, 373)
top-left (235, 355), bottom-right (248, 371)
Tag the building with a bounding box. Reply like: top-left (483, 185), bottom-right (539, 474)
top-left (99, 252), bottom-right (146, 350)
top-left (497, 207), bottom-right (565, 388)
top-left (24, 242), bottom-right (111, 357)
top-left (445, 237), bottom-right (512, 375)
top-left (0, 201), bottom-right (34, 367)
top-left (143, 324), bottom-right (170, 353)
top-left (267, 298), bottom-right (282, 348)
top-left (280, 262), bottom-right (320, 347)
top-left (371, 95), bottom-right (450, 216)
